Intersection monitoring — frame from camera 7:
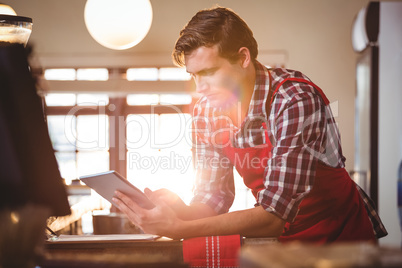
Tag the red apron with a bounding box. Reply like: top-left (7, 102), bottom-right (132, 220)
top-left (217, 78), bottom-right (376, 243)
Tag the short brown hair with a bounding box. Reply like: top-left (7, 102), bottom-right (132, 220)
top-left (172, 7), bottom-right (258, 67)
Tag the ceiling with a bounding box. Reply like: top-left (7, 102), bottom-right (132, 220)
top-left (7, 0), bottom-right (398, 183)
top-left (6, 0), bottom-right (369, 69)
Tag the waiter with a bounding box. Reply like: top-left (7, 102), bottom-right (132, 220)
top-left (113, 6), bottom-right (387, 243)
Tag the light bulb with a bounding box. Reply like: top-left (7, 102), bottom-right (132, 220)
top-left (84, 0), bottom-right (153, 50)
top-left (0, 3), bottom-right (17, 15)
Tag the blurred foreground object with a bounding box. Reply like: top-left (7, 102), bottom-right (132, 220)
top-left (0, 43), bottom-right (70, 266)
top-left (47, 196), bottom-right (108, 234)
top-left (0, 205), bottom-right (49, 267)
top-left (241, 242), bottom-right (402, 268)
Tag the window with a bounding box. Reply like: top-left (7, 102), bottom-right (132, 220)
top-left (45, 93), bottom-right (76, 106)
top-left (127, 94), bottom-right (159, 105)
top-left (44, 68), bottom-right (76, 81)
top-left (76, 68), bottom-right (109, 81)
top-left (47, 115), bottom-right (77, 184)
top-left (158, 67), bottom-right (191, 81)
top-left (45, 92), bottom-right (253, 211)
top-left (126, 67), bottom-right (191, 81)
top-left (126, 68), bottom-right (158, 81)
top-left (126, 113), bottom-right (194, 204)
top-left (47, 113), bottom-right (109, 184)
top-left (77, 94), bottom-right (109, 106)
top-left (45, 93), bottom-right (192, 191)
top-left (160, 94), bottom-right (192, 105)
top-left (44, 68), bottom-right (109, 81)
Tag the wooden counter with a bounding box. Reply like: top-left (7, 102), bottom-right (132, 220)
top-left (42, 236), bottom-right (183, 267)
top-left (41, 235), bottom-right (277, 267)
top-left (42, 236), bottom-right (402, 268)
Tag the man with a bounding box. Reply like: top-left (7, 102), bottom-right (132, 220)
top-left (113, 7), bottom-right (387, 242)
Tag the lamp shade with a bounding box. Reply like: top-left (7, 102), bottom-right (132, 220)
top-left (0, 15), bottom-right (32, 46)
top-left (84, 0), bottom-right (153, 50)
top-left (0, 3), bottom-right (17, 15)
top-left (351, 2), bottom-right (379, 53)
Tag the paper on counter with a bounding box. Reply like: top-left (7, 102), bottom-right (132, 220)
top-left (48, 234), bottom-right (160, 242)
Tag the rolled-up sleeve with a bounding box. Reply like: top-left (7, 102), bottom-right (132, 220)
top-left (190, 99), bottom-right (235, 214)
top-left (258, 87), bottom-right (327, 222)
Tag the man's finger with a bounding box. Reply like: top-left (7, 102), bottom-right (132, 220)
top-left (144, 188), bottom-right (153, 198)
top-left (112, 197), bottom-right (141, 226)
top-left (114, 191), bottom-right (142, 211)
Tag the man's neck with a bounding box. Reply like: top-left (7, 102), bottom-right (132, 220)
top-left (237, 61), bottom-right (256, 126)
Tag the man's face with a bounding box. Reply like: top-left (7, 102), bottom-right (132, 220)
top-left (185, 45), bottom-right (245, 108)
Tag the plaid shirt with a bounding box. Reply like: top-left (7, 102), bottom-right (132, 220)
top-left (192, 62), bottom-right (387, 238)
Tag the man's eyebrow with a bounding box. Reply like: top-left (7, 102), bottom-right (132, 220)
top-left (188, 67), bottom-right (218, 76)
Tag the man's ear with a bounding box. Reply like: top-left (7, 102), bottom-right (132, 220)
top-left (238, 47), bottom-right (252, 68)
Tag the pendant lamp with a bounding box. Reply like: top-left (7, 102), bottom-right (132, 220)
top-left (0, 3), bottom-right (17, 15)
top-left (0, 3), bottom-right (32, 46)
top-left (84, 0), bottom-right (153, 50)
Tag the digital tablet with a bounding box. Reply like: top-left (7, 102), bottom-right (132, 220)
top-left (80, 171), bottom-right (155, 210)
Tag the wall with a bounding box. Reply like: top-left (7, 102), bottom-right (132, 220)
top-left (9, 0), bottom-right (402, 245)
top-left (6, 0), bottom-right (371, 171)
top-left (378, 1), bottom-right (402, 247)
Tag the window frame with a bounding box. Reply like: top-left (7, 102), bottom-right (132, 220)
top-left (44, 95), bottom-right (194, 179)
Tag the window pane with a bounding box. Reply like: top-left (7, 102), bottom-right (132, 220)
top-left (77, 151), bottom-right (109, 177)
top-left (44, 68), bottom-right (76, 81)
top-left (126, 114), bottom-right (156, 150)
top-left (126, 150), bottom-right (159, 191)
top-left (127, 113), bottom-right (194, 204)
top-left (77, 94), bottom-right (109, 106)
top-left (126, 68), bottom-right (158, 81)
top-left (127, 149), bottom-right (194, 205)
top-left (45, 93), bottom-right (76, 106)
top-left (55, 152), bottom-right (77, 185)
top-left (157, 114), bottom-right (192, 149)
top-left (76, 68), bottom-right (109, 81)
top-left (76, 115), bottom-right (109, 151)
top-left (159, 67), bottom-right (191, 81)
top-left (47, 115), bottom-right (76, 151)
top-left (127, 94), bottom-right (159, 106)
top-left (159, 94), bottom-right (192, 105)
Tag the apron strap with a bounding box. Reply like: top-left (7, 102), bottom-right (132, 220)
top-left (269, 77), bottom-right (331, 107)
top-left (265, 69), bottom-right (274, 116)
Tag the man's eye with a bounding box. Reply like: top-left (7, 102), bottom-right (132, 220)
top-left (202, 69), bottom-right (216, 76)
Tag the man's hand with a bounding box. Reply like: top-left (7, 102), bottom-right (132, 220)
top-left (112, 190), bottom-right (183, 239)
top-left (113, 190), bottom-right (284, 239)
top-left (145, 188), bottom-right (218, 220)
top-left (144, 188), bottom-right (189, 219)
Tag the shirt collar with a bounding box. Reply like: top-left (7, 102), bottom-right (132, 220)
top-left (246, 61), bottom-right (271, 119)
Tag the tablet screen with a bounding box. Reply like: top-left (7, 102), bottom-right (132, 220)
top-left (80, 171), bottom-right (155, 210)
